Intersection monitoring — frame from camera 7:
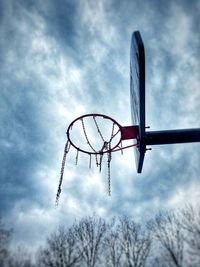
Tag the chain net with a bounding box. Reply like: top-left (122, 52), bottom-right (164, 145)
top-left (56, 115), bottom-right (123, 205)
top-left (55, 141), bottom-right (71, 206)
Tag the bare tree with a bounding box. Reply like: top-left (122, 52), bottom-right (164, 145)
top-left (180, 205), bottom-right (200, 266)
top-left (37, 226), bottom-right (81, 267)
top-left (118, 216), bottom-right (151, 267)
top-left (148, 211), bottom-right (184, 267)
top-left (0, 218), bottom-right (12, 267)
top-left (7, 246), bottom-right (34, 267)
top-left (73, 215), bottom-right (107, 267)
top-left (103, 218), bottom-right (123, 267)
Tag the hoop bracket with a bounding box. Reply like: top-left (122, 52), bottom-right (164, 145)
top-left (121, 126), bottom-right (138, 140)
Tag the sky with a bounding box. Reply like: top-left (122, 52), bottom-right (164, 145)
top-left (0, 0), bottom-right (200, 252)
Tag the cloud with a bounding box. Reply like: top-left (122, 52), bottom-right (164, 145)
top-left (167, 181), bottom-right (200, 208)
top-left (0, 0), bottom-right (199, 252)
top-left (146, 2), bottom-right (200, 129)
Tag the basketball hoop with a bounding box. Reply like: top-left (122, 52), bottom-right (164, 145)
top-left (56, 114), bottom-right (138, 205)
top-left (55, 30), bottom-right (200, 205)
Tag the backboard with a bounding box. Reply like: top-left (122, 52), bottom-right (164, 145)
top-left (130, 31), bottom-right (146, 173)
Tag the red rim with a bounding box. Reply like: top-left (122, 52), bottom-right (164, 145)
top-left (66, 113), bottom-right (123, 155)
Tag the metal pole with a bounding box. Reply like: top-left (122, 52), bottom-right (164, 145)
top-left (145, 128), bottom-right (200, 146)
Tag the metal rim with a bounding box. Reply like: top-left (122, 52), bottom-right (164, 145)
top-left (66, 113), bottom-right (123, 155)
